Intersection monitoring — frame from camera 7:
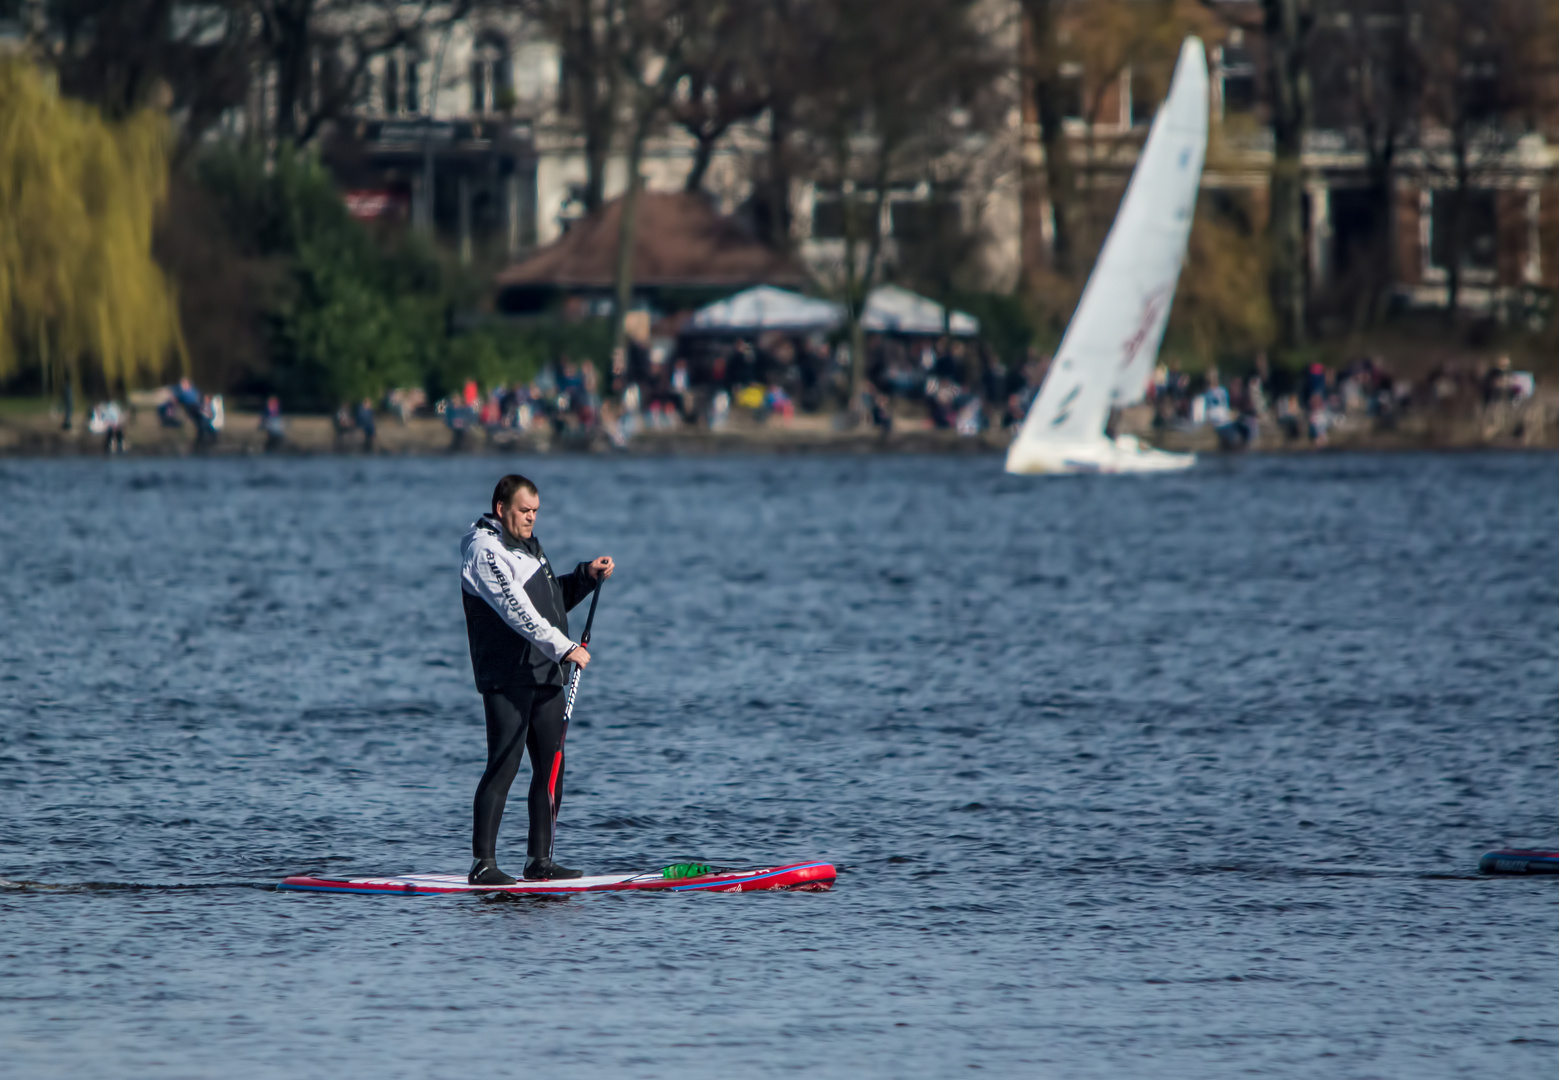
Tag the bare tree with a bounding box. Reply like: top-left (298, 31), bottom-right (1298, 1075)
top-left (1314, 0), bottom-right (1422, 328)
top-left (49, 0), bottom-right (254, 156)
top-left (1020, 0), bottom-right (1081, 277)
top-left (516, 0), bottom-right (628, 213)
top-left (44, 0), bottom-right (457, 153)
top-left (509, 0), bottom-right (697, 345)
top-left (746, 0), bottom-right (829, 253)
top-left (1062, 0), bottom-right (1215, 260)
top-left (608, 0), bottom-right (696, 352)
top-left (1413, 0), bottom-right (1553, 321)
top-left (251, 0), bottom-right (465, 147)
top-left (670, 1), bottom-right (768, 194)
top-left (1262, 0), bottom-right (1314, 350)
top-left (796, 0), bottom-right (997, 411)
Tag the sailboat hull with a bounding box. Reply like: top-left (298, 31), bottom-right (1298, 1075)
top-left (1005, 435), bottom-right (1195, 475)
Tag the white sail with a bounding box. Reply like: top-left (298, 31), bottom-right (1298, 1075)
top-left (1006, 37), bottom-right (1208, 475)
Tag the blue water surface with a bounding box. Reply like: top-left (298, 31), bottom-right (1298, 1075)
top-left (2, 452), bottom-right (1557, 1078)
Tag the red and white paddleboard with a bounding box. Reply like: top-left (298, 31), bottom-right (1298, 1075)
top-left (278, 861), bottom-right (835, 896)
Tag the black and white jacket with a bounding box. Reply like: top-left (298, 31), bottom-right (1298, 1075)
top-left (459, 514), bottom-right (595, 692)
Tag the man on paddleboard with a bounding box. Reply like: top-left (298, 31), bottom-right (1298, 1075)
top-left (460, 474), bottom-right (613, 885)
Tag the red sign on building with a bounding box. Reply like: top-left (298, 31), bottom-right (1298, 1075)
top-left (344, 189), bottom-right (410, 221)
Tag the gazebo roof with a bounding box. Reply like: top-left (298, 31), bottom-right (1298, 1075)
top-left (496, 192), bottom-right (805, 290)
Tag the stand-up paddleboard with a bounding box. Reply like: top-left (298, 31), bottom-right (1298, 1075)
top-left (278, 861), bottom-right (836, 896)
top-left (1480, 849), bottom-right (1559, 875)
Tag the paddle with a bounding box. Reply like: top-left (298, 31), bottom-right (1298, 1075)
top-left (548, 573), bottom-right (604, 857)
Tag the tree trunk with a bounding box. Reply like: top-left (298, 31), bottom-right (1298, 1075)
top-left (1357, 124), bottom-right (1396, 329)
top-left (564, 9), bottom-right (616, 215)
top-left (611, 121), bottom-right (649, 356)
top-left (1263, 0), bottom-right (1311, 349)
top-left (1446, 149), bottom-right (1468, 324)
top-left (764, 98), bottom-right (794, 252)
top-left (842, 177), bottom-right (864, 412)
top-left (845, 160), bottom-right (892, 416)
top-left (582, 103), bottom-right (611, 213)
top-left (270, 0), bottom-right (310, 145)
top-left (1361, 165), bottom-right (1396, 328)
top-left (684, 132), bottom-right (717, 193)
top-left (1024, 0), bottom-right (1078, 277)
top-left (848, 314), bottom-right (868, 419)
top-left (1354, 40), bottom-right (1404, 328)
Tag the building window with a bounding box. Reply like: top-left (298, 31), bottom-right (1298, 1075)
top-left (471, 33), bottom-right (512, 114)
top-left (889, 199), bottom-right (960, 245)
top-left (811, 191), bottom-right (880, 240)
top-left (384, 47), bottom-right (423, 116)
top-left (1129, 67), bottom-right (1160, 127)
top-left (307, 45), bottom-right (345, 115)
top-left (383, 59), bottom-right (397, 115)
top-left (1220, 43), bottom-right (1256, 116)
top-left (1058, 63), bottom-right (1084, 122)
top-left (557, 56), bottom-right (572, 113)
top-left (1461, 57), bottom-right (1501, 122)
top-left (1429, 190), bottom-right (1497, 274)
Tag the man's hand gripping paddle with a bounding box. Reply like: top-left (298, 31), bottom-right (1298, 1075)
top-left (548, 576), bottom-right (603, 857)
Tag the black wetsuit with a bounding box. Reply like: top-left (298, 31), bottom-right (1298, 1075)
top-left (473, 684), bottom-right (568, 861)
top-left (460, 517), bottom-right (594, 862)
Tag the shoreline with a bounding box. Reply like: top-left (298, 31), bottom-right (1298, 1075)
top-left (1, 401), bottom-right (1554, 458)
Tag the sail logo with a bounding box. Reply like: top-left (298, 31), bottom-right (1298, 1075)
top-left (1120, 289), bottom-right (1170, 368)
top-left (1051, 384), bottom-right (1081, 427)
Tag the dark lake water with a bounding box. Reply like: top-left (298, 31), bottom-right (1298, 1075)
top-left (3, 452), bottom-right (1558, 1078)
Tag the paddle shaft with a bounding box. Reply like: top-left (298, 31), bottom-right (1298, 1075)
top-left (549, 575), bottom-right (603, 857)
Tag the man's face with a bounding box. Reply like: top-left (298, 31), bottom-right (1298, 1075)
top-left (498, 489), bottom-right (540, 539)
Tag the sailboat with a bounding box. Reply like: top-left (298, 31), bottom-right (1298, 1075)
top-left (1006, 37), bottom-right (1209, 475)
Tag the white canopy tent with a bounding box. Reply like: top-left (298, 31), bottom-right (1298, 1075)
top-left (688, 284), bottom-right (979, 337)
top-left (862, 284), bottom-right (979, 336)
top-left (686, 286), bottom-right (844, 333)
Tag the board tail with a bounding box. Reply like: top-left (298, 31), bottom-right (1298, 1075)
top-left (1480, 849), bottom-right (1559, 874)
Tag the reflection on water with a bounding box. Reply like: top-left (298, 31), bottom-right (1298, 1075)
top-left (2, 453), bottom-right (1557, 1078)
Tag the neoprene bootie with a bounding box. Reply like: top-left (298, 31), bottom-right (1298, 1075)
top-left (523, 856), bottom-right (584, 880)
top-left (469, 858), bottom-right (517, 886)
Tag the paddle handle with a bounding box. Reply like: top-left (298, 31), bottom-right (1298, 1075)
top-left (561, 576), bottom-right (602, 721)
top-left (578, 574), bottom-right (603, 647)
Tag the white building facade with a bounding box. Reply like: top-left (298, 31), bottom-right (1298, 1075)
top-left (299, 3), bottom-right (1023, 290)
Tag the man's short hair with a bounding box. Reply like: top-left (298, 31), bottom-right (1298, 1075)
top-left (492, 474), bottom-right (538, 514)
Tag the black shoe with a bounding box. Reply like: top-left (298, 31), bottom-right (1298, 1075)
top-left (468, 858), bottom-right (516, 886)
top-left (523, 856), bottom-right (584, 881)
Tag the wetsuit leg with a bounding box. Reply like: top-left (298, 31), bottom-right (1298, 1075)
top-left (523, 685), bottom-right (568, 860)
top-left (472, 689), bottom-right (531, 860)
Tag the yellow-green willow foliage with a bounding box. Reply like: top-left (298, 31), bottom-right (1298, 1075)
top-left (0, 59), bottom-right (184, 391)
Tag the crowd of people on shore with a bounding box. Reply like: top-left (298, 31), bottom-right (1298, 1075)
top-left (75, 376), bottom-right (226, 454)
top-left (433, 360), bottom-right (605, 449)
top-left (1150, 353), bottom-right (1539, 448)
top-left (555, 332), bottom-right (1043, 441)
top-left (863, 336), bottom-right (1048, 436)
top-left (59, 336), bottom-right (1542, 455)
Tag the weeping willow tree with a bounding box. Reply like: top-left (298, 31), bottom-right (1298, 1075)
top-left (0, 60), bottom-right (184, 395)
